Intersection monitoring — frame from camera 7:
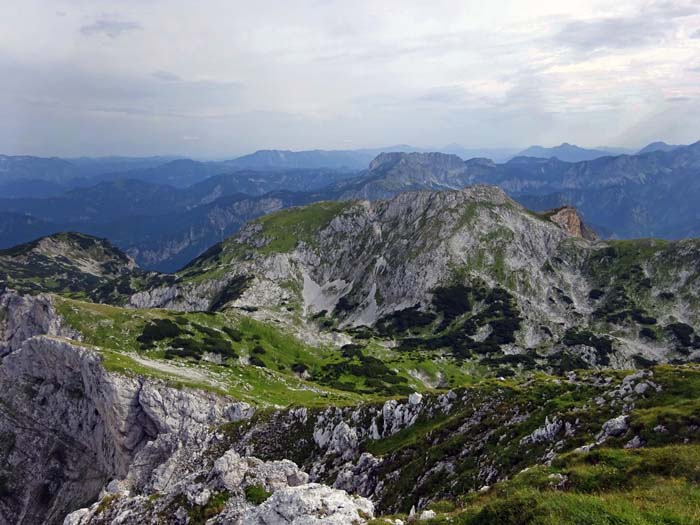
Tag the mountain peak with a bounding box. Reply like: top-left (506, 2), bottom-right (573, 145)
top-left (637, 141), bottom-right (681, 155)
top-left (368, 151), bottom-right (465, 172)
top-left (0, 232), bottom-right (153, 301)
top-left (516, 143), bottom-right (611, 162)
top-left (544, 206), bottom-right (597, 240)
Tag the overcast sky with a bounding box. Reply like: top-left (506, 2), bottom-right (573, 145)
top-left (1, 0), bottom-right (699, 157)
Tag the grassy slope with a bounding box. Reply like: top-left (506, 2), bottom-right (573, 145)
top-left (376, 446), bottom-right (700, 525)
top-left (51, 296), bottom-right (700, 522)
top-left (54, 296), bottom-right (486, 407)
top-left (366, 365), bottom-right (700, 524)
top-left (177, 201), bottom-right (351, 283)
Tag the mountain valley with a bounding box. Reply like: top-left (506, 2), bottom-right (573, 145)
top-left (1, 143), bottom-right (700, 524)
top-left (1, 179), bottom-right (700, 523)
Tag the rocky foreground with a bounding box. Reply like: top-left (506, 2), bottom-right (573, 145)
top-left (3, 288), bottom-right (699, 524)
top-left (0, 290), bottom-right (376, 524)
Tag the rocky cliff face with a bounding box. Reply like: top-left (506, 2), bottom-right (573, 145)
top-left (131, 187), bottom-right (700, 371)
top-left (546, 206), bottom-right (597, 241)
top-left (0, 289), bottom-right (82, 356)
top-left (0, 290), bottom-right (376, 525)
top-left (336, 152), bottom-right (479, 200)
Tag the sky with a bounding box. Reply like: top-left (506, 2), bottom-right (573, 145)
top-left (1, 0), bottom-right (699, 157)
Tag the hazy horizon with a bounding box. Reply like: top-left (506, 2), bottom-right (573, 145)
top-left (2, 0), bottom-right (699, 157)
top-left (0, 141), bottom-right (679, 162)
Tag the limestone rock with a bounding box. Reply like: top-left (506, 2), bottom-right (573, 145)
top-left (241, 483), bottom-right (374, 524)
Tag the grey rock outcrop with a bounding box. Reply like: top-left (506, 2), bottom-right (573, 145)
top-left (64, 451), bottom-right (373, 525)
top-left (0, 327), bottom-right (250, 524)
top-left (0, 289), bottom-right (78, 356)
top-left (242, 483), bottom-right (374, 525)
top-left (130, 186), bottom-right (700, 369)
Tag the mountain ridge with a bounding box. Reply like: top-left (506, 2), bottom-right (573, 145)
top-left (2, 185), bottom-right (700, 524)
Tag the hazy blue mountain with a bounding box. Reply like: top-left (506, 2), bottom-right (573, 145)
top-left (593, 146), bottom-right (636, 155)
top-left (227, 149), bottom-right (374, 170)
top-left (0, 179), bottom-right (186, 224)
top-left (331, 152), bottom-right (493, 200)
top-left (0, 169), bottom-right (345, 270)
top-left (91, 191), bottom-right (320, 272)
top-left (87, 158), bottom-right (235, 188)
top-left (226, 146), bottom-right (428, 170)
top-left (515, 143), bottom-right (616, 162)
top-left (0, 212), bottom-right (55, 247)
top-left (67, 155), bottom-right (185, 177)
top-left (637, 141), bottom-right (681, 155)
top-left (186, 169), bottom-right (358, 202)
top-left (0, 155), bottom-right (80, 183)
top-left (0, 178), bottom-right (70, 198)
top-left (322, 142), bottom-right (700, 240)
top-left (2, 141), bottom-right (700, 271)
top-left (439, 143), bottom-right (518, 162)
top-left (504, 142), bottom-right (700, 237)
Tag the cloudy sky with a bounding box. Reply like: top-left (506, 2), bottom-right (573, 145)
top-left (1, 0), bottom-right (699, 157)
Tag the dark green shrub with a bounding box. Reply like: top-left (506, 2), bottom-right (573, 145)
top-left (639, 327), bottom-right (658, 340)
top-left (432, 284), bottom-right (472, 319)
top-left (334, 296), bottom-right (358, 313)
top-left (375, 305), bottom-right (436, 336)
top-left (588, 289), bottom-right (604, 300)
top-left (222, 326), bottom-right (243, 342)
top-left (667, 323), bottom-right (697, 347)
top-left (249, 356), bottom-right (266, 367)
top-left (291, 363), bottom-right (309, 374)
top-left (244, 484), bottom-right (271, 505)
top-left (137, 319), bottom-right (187, 347)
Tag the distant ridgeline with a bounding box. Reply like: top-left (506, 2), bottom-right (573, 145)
top-left (0, 141), bottom-right (699, 271)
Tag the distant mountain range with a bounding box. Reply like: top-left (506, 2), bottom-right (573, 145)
top-left (514, 143), bottom-right (630, 162)
top-left (0, 141), bottom-right (670, 192)
top-left (1, 140), bottom-right (698, 271)
top-left (637, 141), bottom-right (681, 155)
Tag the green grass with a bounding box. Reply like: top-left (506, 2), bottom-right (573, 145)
top-left (363, 413), bottom-right (452, 456)
top-left (255, 201), bottom-right (350, 253)
top-left (53, 295), bottom-right (506, 406)
top-left (410, 445), bottom-right (700, 525)
top-left (244, 484), bottom-right (271, 505)
top-left (54, 297), bottom-right (367, 406)
top-left (54, 296), bottom-right (491, 407)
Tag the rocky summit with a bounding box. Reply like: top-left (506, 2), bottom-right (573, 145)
top-left (1, 185), bottom-right (700, 524)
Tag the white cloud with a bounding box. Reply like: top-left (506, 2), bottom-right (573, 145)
top-left (0, 0), bottom-right (698, 156)
top-left (80, 18), bottom-right (142, 38)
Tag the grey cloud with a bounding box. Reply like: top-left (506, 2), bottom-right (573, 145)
top-left (152, 70), bottom-right (183, 82)
top-left (416, 86), bottom-right (468, 105)
top-left (0, 58), bottom-right (243, 124)
top-left (80, 18), bottom-right (142, 38)
top-left (554, 2), bottom-right (698, 52)
top-left (556, 17), bottom-right (665, 51)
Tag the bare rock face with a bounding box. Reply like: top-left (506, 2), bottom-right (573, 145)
top-left (0, 289), bottom-right (79, 356)
top-left (547, 206), bottom-right (597, 240)
top-left (125, 186), bottom-right (700, 371)
top-left (0, 289), bottom-right (375, 525)
top-left (0, 324), bottom-right (251, 524)
top-left (241, 483), bottom-right (374, 525)
top-left (64, 451), bottom-right (373, 525)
